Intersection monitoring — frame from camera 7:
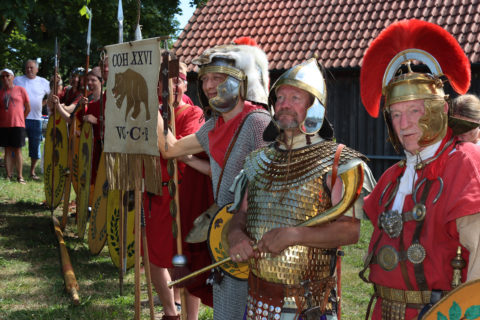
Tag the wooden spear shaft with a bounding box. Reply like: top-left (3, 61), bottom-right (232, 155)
top-left (119, 190), bottom-right (125, 296)
top-left (134, 158), bottom-right (142, 320)
top-left (141, 205), bottom-right (155, 320)
top-left (52, 216), bottom-right (80, 304)
top-left (60, 121), bottom-right (74, 230)
top-left (50, 38), bottom-right (58, 214)
top-left (169, 105), bottom-right (187, 320)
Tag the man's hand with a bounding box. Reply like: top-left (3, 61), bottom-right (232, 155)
top-left (229, 229), bottom-right (256, 263)
top-left (83, 114), bottom-right (98, 124)
top-left (257, 227), bottom-right (297, 256)
top-left (50, 94), bottom-right (60, 108)
top-left (80, 96), bottom-right (88, 106)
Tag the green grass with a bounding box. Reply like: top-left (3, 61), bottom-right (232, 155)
top-left (0, 144), bottom-right (373, 319)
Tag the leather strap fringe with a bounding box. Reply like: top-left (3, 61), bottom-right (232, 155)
top-left (105, 152), bottom-right (162, 195)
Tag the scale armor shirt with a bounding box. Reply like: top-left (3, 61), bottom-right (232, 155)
top-left (243, 140), bottom-right (364, 285)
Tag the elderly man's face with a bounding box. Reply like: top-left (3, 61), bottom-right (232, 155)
top-left (389, 99), bottom-right (426, 154)
top-left (25, 61), bottom-right (38, 79)
top-left (457, 127), bottom-right (480, 144)
top-left (274, 85), bottom-right (309, 130)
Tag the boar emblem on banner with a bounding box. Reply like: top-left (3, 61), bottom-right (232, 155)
top-left (112, 68), bottom-right (150, 121)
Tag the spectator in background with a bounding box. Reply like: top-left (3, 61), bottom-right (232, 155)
top-left (14, 59), bottom-right (50, 180)
top-left (0, 69), bottom-right (31, 183)
top-left (450, 94), bottom-right (480, 145)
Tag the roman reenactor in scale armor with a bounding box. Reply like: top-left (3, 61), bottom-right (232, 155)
top-left (359, 19), bottom-right (480, 320)
top-left (156, 38), bottom-right (271, 320)
top-left (227, 58), bottom-right (375, 320)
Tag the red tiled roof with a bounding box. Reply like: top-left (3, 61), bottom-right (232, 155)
top-left (173, 0), bottom-right (480, 72)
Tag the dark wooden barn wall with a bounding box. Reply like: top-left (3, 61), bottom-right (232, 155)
top-left (325, 68), bottom-right (399, 179)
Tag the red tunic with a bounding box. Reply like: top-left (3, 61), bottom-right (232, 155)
top-left (0, 86), bottom-right (29, 128)
top-left (143, 103), bottom-right (214, 306)
top-left (77, 93), bottom-right (105, 183)
top-left (60, 86), bottom-right (83, 106)
top-left (364, 138), bottom-right (480, 319)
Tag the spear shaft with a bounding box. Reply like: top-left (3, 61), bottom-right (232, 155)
top-left (84, 8), bottom-right (92, 99)
top-left (117, 0), bottom-right (123, 43)
top-left (50, 37), bottom-right (59, 214)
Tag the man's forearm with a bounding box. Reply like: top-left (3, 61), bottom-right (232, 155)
top-left (294, 216), bottom-right (361, 248)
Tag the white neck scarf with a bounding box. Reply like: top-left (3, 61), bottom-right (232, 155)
top-left (277, 134), bottom-right (323, 150)
top-left (391, 140), bottom-right (442, 212)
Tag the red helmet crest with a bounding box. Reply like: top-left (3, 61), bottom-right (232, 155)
top-left (360, 19), bottom-right (470, 118)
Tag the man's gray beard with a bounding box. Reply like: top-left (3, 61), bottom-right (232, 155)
top-left (276, 119), bottom-right (299, 130)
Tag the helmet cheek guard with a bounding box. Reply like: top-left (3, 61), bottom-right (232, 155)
top-left (300, 98), bottom-right (326, 134)
top-left (418, 99), bottom-right (448, 148)
top-left (207, 75), bottom-right (245, 113)
top-left (193, 42), bottom-right (269, 114)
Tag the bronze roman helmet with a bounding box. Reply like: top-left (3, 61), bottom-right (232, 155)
top-left (360, 19), bottom-right (471, 152)
top-left (269, 58), bottom-right (328, 135)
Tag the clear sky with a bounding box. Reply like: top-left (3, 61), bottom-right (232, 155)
top-left (175, 0), bottom-right (196, 33)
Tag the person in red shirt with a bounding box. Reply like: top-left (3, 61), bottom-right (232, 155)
top-left (360, 20), bottom-right (480, 320)
top-left (0, 68), bottom-right (30, 183)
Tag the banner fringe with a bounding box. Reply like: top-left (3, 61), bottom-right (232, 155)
top-left (105, 153), bottom-right (162, 195)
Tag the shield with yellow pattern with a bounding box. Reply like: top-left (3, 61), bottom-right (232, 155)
top-left (44, 113), bottom-right (68, 209)
top-left (88, 152), bottom-right (109, 255)
top-left (71, 118), bottom-right (82, 194)
top-left (423, 279), bottom-right (480, 320)
top-left (208, 204), bottom-right (249, 280)
top-left (107, 189), bottom-right (135, 270)
top-left (76, 122), bottom-right (93, 239)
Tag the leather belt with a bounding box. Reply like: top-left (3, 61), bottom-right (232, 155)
top-left (375, 284), bottom-right (447, 305)
top-left (284, 277), bottom-right (336, 298)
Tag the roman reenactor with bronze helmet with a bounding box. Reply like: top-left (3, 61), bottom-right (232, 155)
top-left (359, 19), bottom-right (480, 320)
top-left (156, 37), bottom-right (271, 320)
top-left (227, 58), bottom-right (374, 320)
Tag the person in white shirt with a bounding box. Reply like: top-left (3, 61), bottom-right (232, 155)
top-left (13, 59), bottom-right (50, 180)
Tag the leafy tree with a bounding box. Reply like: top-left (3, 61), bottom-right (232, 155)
top-left (190, 0), bottom-right (207, 7)
top-left (1, 0), bottom-right (181, 81)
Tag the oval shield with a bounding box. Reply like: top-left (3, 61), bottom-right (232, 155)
top-left (88, 152), bottom-right (109, 255)
top-left (44, 113), bottom-right (68, 209)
